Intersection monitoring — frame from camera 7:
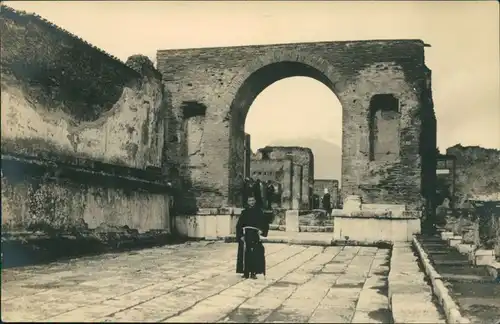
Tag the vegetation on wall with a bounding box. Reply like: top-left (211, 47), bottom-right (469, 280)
top-left (0, 5), bottom-right (140, 122)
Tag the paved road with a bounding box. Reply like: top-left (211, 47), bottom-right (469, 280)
top-left (2, 241), bottom-right (392, 323)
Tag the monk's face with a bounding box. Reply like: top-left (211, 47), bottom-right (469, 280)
top-left (248, 197), bottom-right (256, 207)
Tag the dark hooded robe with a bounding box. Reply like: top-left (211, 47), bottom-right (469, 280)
top-left (266, 181), bottom-right (275, 210)
top-left (235, 206), bottom-right (269, 277)
top-left (253, 180), bottom-right (263, 209)
top-left (322, 192), bottom-right (332, 213)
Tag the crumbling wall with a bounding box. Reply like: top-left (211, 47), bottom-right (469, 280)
top-left (447, 144), bottom-right (500, 205)
top-left (0, 6), bottom-right (171, 234)
top-left (157, 39), bottom-right (431, 211)
top-left (1, 6), bottom-right (166, 169)
top-left (250, 159), bottom-right (293, 209)
top-left (255, 146), bottom-right (314, 209)
top-left (1, 163), bottom-right (170, 233)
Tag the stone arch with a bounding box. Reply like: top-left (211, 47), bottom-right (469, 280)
top-left (224, 51), bottom-right (346, 206)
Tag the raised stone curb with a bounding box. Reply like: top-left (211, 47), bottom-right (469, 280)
top-left (388, 242), bottom-right (445, 323)
top-left (413, 237), bottom-right (471, 324)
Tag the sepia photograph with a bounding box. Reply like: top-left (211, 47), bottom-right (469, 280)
top-left (1, 1), bottom-right (499, 323)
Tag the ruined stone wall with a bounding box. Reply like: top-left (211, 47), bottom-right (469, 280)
top-left (1, 7), bottom-right (166, 169)
top-left (0, 6), bottom-right (171, 233)
top-left (255, 146), bottom-right (314, 209)
top-left (447, 145), bottom-right (500, 206)
top-left (157, 39), bottom-right (433, 211)
top-left (250, 159), bottom-right (293, 209)
top-left (314, 179), bottom-right (340, 208)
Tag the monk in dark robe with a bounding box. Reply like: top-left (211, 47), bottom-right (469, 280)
top-left (236, 196), bottom-right (269, 279)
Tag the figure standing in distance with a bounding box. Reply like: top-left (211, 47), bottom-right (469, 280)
top-left (322, 188), bottom-right (332, 217)
top-left (266, 180), bottom-right (275, 210)
top-left (236, 196), bottom-right (269, 279)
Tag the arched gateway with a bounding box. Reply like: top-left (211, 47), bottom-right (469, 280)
top-left (157, 39), bottom-right (436, 215)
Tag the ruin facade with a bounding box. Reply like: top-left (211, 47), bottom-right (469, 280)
top-left (157, 39), bottom-right (437, 214)
top-left (253, 146), bottom-right (314, 210)
top-left (249, 159), bottom-right (302, 209)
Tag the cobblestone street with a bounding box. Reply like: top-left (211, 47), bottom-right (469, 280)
top-left (2, 241), bottom-right (392, 323)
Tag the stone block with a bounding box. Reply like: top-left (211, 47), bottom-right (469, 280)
top-left (333, 216), bottom-right (420, 242)
top-left (441, 231), bottom-right (454, 240)
top-left (475, 249), bottom-right (495, 266)
top-left (216, 215), bottom-right (232, 237)
top-left (285, 210), bottom-right (299, 233)
top-left (204, 215), bottom-right (217, 238)
top-left (448, 236), bottom-right (462, 247)
top-left (362, 203), bottom-right (406, 218)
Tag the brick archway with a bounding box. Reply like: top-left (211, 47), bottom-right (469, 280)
top-left (157, 40), bottom-right (435, 212)
top-left (223, 52), bottom-right (346, 206)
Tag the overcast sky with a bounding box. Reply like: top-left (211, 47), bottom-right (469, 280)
top-left (6, 1), bottom-right (500, 151)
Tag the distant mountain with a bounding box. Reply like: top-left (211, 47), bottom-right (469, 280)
top-left (268, 137), bottom-right (342, 181)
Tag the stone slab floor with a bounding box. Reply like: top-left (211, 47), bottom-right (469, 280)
top-left (2, 241), bottom-right (392, 323)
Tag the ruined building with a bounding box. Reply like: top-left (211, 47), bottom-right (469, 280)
top-left (252, 146), bottom-right (313, 209)
top-left (1, 5), bottom-right (438, 241)
top-left (158, 39), bottom-right (437, 215)
top-left (250, 158), bottom-right (303, 210)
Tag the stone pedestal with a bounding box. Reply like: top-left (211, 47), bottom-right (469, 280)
top-left (285, 210), bottom-right (299, 233)
top-left (173, 208), bottom-right (241, 239)
top-left (448, 236), bottom-right (462, 247)
top-left (441, 231), bottom-right (454, 240)
top-left (333, 215), bottom-right (421, 243)
top-left (361, 203), bottom-right (407, 218)
top-left (475, 249), bottom-right (495, 266)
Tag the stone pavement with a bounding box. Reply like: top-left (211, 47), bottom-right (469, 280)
top-left (2, 241), bottom-right (393, 323)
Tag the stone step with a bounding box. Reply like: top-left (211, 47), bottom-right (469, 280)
top-left (433, 260), bottom-right (470, 266)
top-left (440, 273), bottom-right (493, 283)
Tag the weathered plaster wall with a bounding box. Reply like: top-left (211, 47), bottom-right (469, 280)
top-left (0, 7), bottom-right (166, 170)
top-left (0, 6), bottom-right (171, 234)
top-left (1, 166), bottom-right (170, 233)
top-left (157, 39), bottom-right (434, 211)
